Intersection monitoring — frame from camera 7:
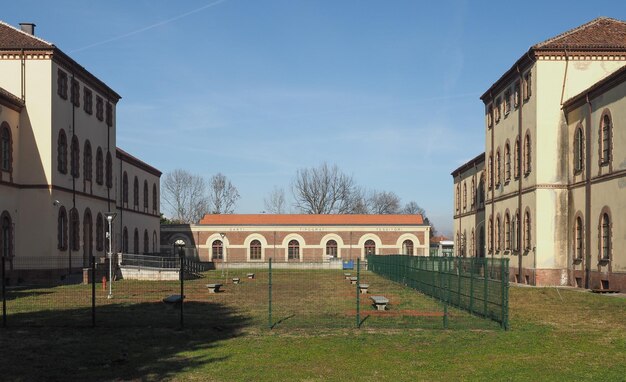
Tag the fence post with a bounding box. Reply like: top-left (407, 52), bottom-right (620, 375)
top-left (469, 257), bottom-right (475, 314)
top-left (443, 257), bottom-right (449, 329)
top-left (91, 255), bottom-right (96, 328)
top-left (501, 258), bottom-right (509, 330)
top-left (2, 254), bottom-right (5, 328)
top-left (268, 258), bottom-right (272, 329)
top-left (180, 249), bottom-right (184, 329)
top-left (456, 257), bottom-right (461, 307)
top-left (483, 258), bottom-right (488, 318)
top-left (356, 258), bottom-right (360, 328)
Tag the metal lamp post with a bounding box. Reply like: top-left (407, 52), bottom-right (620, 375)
top-left (104, 212), bottom-right (117, 299)
top-left (219, 233), bottom-right (226, 277)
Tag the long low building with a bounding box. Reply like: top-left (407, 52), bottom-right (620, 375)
top-left (161, 214), bottom-right (430, 263)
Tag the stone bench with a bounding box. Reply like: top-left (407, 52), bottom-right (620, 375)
top-left (163, 294), bottom-right (184, 304)
top-left (344, 273), bottom-right (352, 280)
top-left (247, 273), bottom-right (255, 279)
top-left (232, 277), bottom-right (241, 284)
top-left (206, 283), bottom-right (223, 293)
top-left (358, 283), bottom-right (369, 294)
top-left (349, 277), bottom-right (358, 285)
top-left (370, 295), bottom-right (389, 311)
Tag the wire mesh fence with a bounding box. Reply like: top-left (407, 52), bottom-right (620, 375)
top-left (367, 255), bottom-right (509, 329)
top-left (2, 254), bottom-right (504, 330)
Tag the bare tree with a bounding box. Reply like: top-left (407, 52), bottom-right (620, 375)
top-left (292, 163), bottom-right (358, 214)
top-left (161, 169), bottom-right (209, 223)
top-left (264, 187), bottom-right (287, 214)
top-left (403, 201), bottom-right (436, 236)
top-left (347, 186), bottom-right (370, 214)
top-left (369, 191), bottom-right (401, 214)
top-left (208, 173), bottom-right (240, 214)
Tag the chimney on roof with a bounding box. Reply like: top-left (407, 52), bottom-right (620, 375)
top-left (19, 23), bottom-right (36, 35)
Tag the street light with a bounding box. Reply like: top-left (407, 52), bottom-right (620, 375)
top-left (219, 233), bottom-right (226, 277)
top-left (104, 212), bottom-right (117, 299)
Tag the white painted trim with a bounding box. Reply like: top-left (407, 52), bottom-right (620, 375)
top-left (282, 233), bottom-right (305, 262)
top-left (243, 233), bottom-right (268, 262)
top-left (357, 234), bottom-right (382, 260)
top-left (206, 233), bottom-right (230, 262)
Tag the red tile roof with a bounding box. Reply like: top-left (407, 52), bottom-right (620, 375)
top-left (534, 17), bottom-right (626, 50)
top-left (0, 21), bottom-right (53, 50)
top-left (430, 235), bottom-right (450, 244)
top-left (199, 214), bottom-right (425, 226)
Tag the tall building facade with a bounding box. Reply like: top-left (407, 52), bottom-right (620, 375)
top-left (0, 21), bottom-right (161, 281)
top-left (453, 17), bottom-right (626, 290)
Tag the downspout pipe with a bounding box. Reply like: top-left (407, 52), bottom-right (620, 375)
top-left (516, 65), bottom-right (523, 284)
top-left (584, 94), bottom-right (592, 289)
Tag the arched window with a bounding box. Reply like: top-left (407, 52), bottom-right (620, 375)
top-left (250, 239), bottom-right (262, 260)
top-left (479, 226), bottom-right (485, 257)
top-left (524, 133), bottom-right (531, 175)
top-left (153, 231), bottom-right (158, 252)
top-left (122, 227), bottom-right (129, 253)
top-left (83, 140), bottom-right (92, 181)
top-left (83, 209), bottom-right (92, 267)
top-left (600, 114), bottom-right (612, 165)
top-left (58, 130), bottom-right (68, 174)
top-left (505, 143), bottom-right (511, 182)
top-left (70, 135), bottom-right (80, 178)
top-left (133, 177), bottom-right (139, 208)
top-left (574, 126), bottom-right (584, 173)
top-left (488, 153), bottom-right (493, 189)
top-left (70, 208), bottom-right (80, 251)
top-left (462, 230), bottom-right (467, 257)
top-left (524, 210), bottom-right (531, 250)
top-left (495, 149), bottom-right (501, 186)
top-left (152, 184), bottom-right (157, 212)
top-left (496, 216), bottom-right (501, 251)
top-left (212, 240), bottom-right (223, 260)
top-left (288, 239), bottom-right (300, 260)
top-left (105, 151), bottom-right (113, 188)
top-left (488, 216), bottom-right (493, 252)
top-left (143, 180), bottom-right (149, 210)
top-left (514, 136), bottom-right (520, 179)
top-left (1, 123), bottom-right (12, 172)
top-left (326, 240), bottom-right (338, 258)
top-left (1, 212), bottom-right (13, 259)
top-left (122, 172), bottom-right (128, 205)
top-left (364, 239), bottom-right (376, 256)
top-left (504, 213), bottom-right (511, 250)
top-left (470, 229), bottom-right (475, 257)
top-left (144, 230), bottom-right (150, 253)
top-left (58, 206), bottom-right (68, 250)
top-left (96, 147), bottom-right (103, 185)
top-left (402, 239), bottom-right (414, 255)
top-left (456, 183), bottom-right (460, 212)
top-left (471, 176), bottom-right (476, 208)
top-left (133, 228), bottom-right (139, 254)
top-left (600, 213), bottom-right (611, 260)
top-left (512, 210), bottom-right (519, 252)
top-left (574, 216), bottom-right (583, 260)
top-left (96, 213), bottom-right (104, 251)
top-left (462, 182), bottom-right (467, 210)
top-left (478, 172), bottom-right (485, 206)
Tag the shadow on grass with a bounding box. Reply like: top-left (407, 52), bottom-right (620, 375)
top-left (270, 314), bottom-right (296, 329)
top-left (0, 301), bottom-right (251, 381)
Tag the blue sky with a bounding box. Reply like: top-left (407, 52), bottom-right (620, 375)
top-left (4, 1), bottom-right (626, 235)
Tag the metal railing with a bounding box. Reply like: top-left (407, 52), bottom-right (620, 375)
top-left (367, 255), bottom-right (509, 329)
top-left (120, 253), bottom-right (180, 269)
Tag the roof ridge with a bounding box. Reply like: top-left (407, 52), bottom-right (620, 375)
top-left (533, 17), bottom-right (625, 49)
top-left (0, 20), bottom-right (55, 48)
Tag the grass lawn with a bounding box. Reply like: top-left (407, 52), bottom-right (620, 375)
top-left (0, 270), bottom-right (624, 381)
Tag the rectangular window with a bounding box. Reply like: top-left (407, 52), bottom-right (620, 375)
top-left (83, 88), bottom-right (93, 114)
top-left (96, 96), bottom-right (104, 121)
top-left (57, 70), bottom-right (68, 99)
top-left (514, 82), bottom-right (520, 108)
top-left (523, 71), bottom-right (532, 101)
top-left (105, 102), bottom-right (113, 126)
top-left (504, 90), bottom-right (511, 116)
top-left (487, 104), bottom-right (493, 128)
top-left (495, 98), bottom-right (501, 122)
top-left (70, 78), bottom-right (80, 107)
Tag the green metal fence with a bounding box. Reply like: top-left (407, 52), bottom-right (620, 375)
top-left (367, 255), bottom-right (509, 329)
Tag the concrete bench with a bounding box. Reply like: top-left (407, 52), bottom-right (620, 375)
top-left (247, 273), bottom-right (255, 279)
top-left (206, 283), bottom-right (223, 293)
top-left (370, 295), bottom-right (389, 311)
top-left (349, 277), bottom-right (358, 285)
top-left (232, 277), bottom-right (241, 284)
top-left (163, 294), bottom-right (184, 304)
top-left (358, 283), bottom-right (369, 294)
top-left (344, 273), bottom-right (352, 280)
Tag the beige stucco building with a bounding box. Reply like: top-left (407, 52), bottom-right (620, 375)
top-left (0, 22), bottom-right (161, 281)
top-left (453, 17), bottom-right (626, 290)
top-left (161, 214), bottom-right (430, 264)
